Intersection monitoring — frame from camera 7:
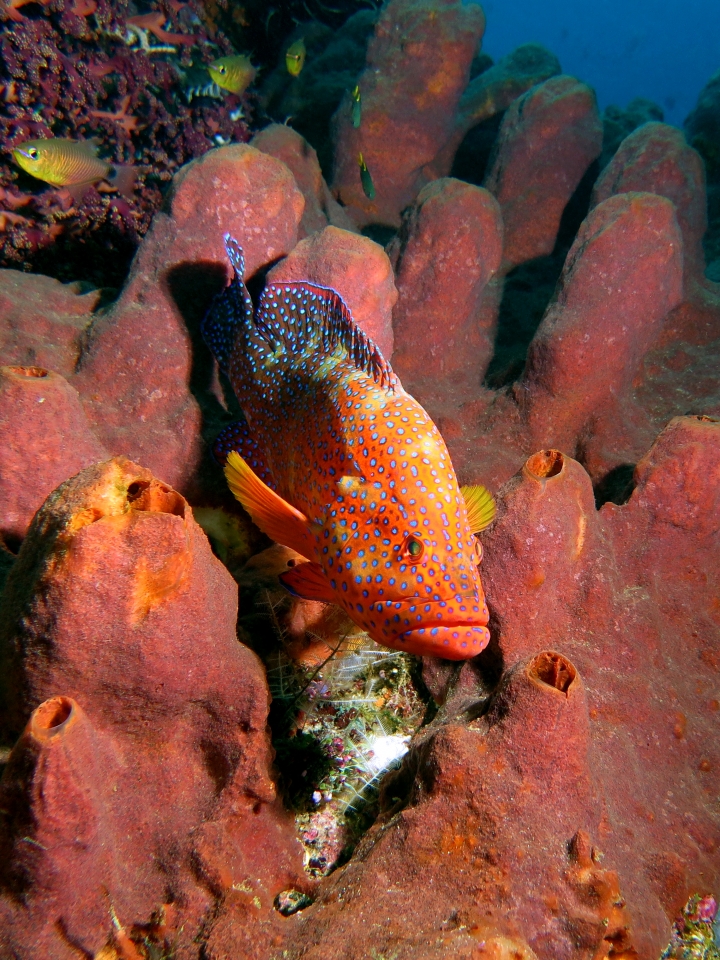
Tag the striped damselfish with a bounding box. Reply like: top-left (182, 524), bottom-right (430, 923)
top-left (203, 235), bottom-right (496, 660)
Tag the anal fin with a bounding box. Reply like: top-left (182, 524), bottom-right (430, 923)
top-left (279, 561), bottom-right (336, 604)
top-left (61, 182), bottom-right (94, 206)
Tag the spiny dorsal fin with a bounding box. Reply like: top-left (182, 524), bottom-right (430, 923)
top-left (255, 279), bottom-right (398, 392)
top-left (201, 235), bottom-right (255, 374)
top-left (461, 484), bottom-right (496, 533)
top-left (224, 450), bottom-right (315, 558)
top-left (225, 234), bottom-right (245, 280)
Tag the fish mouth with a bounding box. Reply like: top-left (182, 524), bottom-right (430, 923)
top-left (384, 621), bottom-right (491, 661)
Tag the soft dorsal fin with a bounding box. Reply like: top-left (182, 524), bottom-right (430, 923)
top-left (461, 484), bottom-right (496, 533)
top-left (279, 560), bottom-right (336, 603)
top-left (254, 277), bottom-right (398, 392)
top-left (224, 450), bottom-right (315, 558)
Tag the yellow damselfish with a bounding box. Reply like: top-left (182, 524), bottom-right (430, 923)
top-left (208, 54), bottom-right (257, 95)
top-left (12, 137), bottom-right (134, 202)
top-left (285, 38), bottom-right (306, 77)
top-left (358, 152), bottom-right (375, 200)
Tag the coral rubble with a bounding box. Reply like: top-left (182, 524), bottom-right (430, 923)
top-left (0, 0), bottom-right (719, 956)
top-left (0, 0), bottom-right (253, 287)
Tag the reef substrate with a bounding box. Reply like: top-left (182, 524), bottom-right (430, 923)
top-left (1, 0), bottom-right (719, 957)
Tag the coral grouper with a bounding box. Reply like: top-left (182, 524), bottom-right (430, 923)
top-left (203, 236), bottom-right (496, 659)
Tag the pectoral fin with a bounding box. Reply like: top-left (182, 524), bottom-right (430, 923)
top-left (279, 560), bottom-right (336, 603)
top-left (224, 450), bottom-right (315, 558)
top-left (461, 484), bottom-right (496, 533)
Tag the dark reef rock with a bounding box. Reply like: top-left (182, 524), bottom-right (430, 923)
top-left (259, 12), bottom-right (378, 179)
top-left (685, 69), bottom-right (720, 277)
top-left (600, 97), bottom-right (665, 169)
top-left (685, 68), bottom-right (720, 183)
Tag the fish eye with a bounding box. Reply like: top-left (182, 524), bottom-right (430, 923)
top-left (400, 535), bottom-right (424, 561)
top-left (27, 147), bottom-right (39, 160)
top-left (218, 64), bottom-right (226, 73)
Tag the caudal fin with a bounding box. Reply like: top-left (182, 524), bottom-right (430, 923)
top-left (108, 164), bottom-right (136, 199)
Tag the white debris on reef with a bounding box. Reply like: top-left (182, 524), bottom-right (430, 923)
top-left (362, 734), bottom-right (410, 775)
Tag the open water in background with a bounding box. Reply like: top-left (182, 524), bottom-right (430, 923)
top-left (480, 0), bottom-right (720, 126)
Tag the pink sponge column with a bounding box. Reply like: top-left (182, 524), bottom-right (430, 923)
top-left (331, 0), bottom-right (486, 227)
top-left (389, 177), bottom-right (503, 398)
top-left (72, 145), bottom-right (305, 495)
top-left (0, 365), bottom-right (107, 544)
top-left (518, 192), bottom-right (684, 449)
top-left (485, 75), bottom-right (603, 271)
top-left (592, 122), bottom-right (707, 279)
top-left (0, 457), bottom-right (308, 958)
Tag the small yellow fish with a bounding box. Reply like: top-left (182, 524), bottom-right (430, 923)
top-left (286, 38), bottom-right (306, 77)
top-left (208, 54), bottom-right (257, 95)
top-left (12, 138), bottom-right (134, 202)
top-left (351, 84), bottom-right (362, 128)
top-left (358, 152), bottom-right (375, 200)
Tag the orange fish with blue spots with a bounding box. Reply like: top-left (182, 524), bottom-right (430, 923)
top-left (203, 235), bottom-right (496, 660)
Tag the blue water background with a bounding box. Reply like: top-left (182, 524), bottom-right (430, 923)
top-left (480, 0), bottom-right (720, 126)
